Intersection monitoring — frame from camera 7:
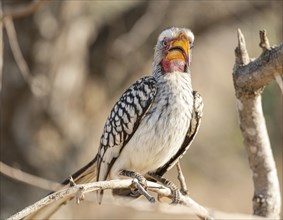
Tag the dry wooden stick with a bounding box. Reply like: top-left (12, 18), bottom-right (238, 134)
top-left (7, 178), bottom-right (212, 220)
top-left (1, 161), bottom-right (211, 219)
top-left (259, 30), bottom-right (270, 51)
top-left (3, 16), bottom-right (33, 84)
top-left (3, 16), bottom-right (49, 97)
top-left (176, 161), bottom-right (188, 195)
top-left (0, 161), bottom-right (63, 191)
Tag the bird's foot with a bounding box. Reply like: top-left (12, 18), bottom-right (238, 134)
top-left (148, 172), bottom-right (182, 204)
top-left (120, 170), bottom-right (155, 203)
top-left (76, 186), bottom-right (85, 204)
top-left (171, 188), bottom-right (182, 204)
top-left (68, 176), bottom-right (76, 187)
top-left (120, 170), bottom-right (147, 187)
top-left (161, 178), bottom-right (182, 204)
top-left (180, 187), bottom-right (189, 196)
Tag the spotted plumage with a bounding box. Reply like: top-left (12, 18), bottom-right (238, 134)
top-left (97, 77), bottom-right (157, 182)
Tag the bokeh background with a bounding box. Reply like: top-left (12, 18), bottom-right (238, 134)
top-left (1, 0), bottom-right (282, 219)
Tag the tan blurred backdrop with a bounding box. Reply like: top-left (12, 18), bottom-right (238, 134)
top-left (1, 0), bottom-right (282, 219)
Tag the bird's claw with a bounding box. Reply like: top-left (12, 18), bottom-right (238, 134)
top-left (130, 188), bottom-right (141, 197)
top-left (131, 178), bottom-right (155, 203)
top-left (120, 170), bottom-right (154, 203)
top-left (180, 188), bottom-right (189, 195)
top-left (171, 188), bottom-right (182, 204)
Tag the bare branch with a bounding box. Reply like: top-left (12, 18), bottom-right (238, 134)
top-left (176, 161), bottom-right (188, 195)
top-left (233, 29), bottom-right (282, 219)
top-left (0, 161), bottom-right (62, 191)
top-left (3, 16), bottom-right (33, 84)
top-left (1, 161), bottom-right (211, 219)
top-left (1, 1), bottom-right (50, 96)
top-left (3, 16), bottom-right (49, 97)
top-left (235, 29), bottom-right (250, 65)
top-left (1, 0), bottom-right (48, 20)
top-left (259, 30), bottom-right (270, 51)
top-left (7, 179), bottom-right (212, 220)
top-left (234, 42), bottom-right (283, 94)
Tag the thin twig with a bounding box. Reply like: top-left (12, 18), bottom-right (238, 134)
top-left (3, 16), bottom-right (33, 84)
top-left (1, 0), bottom-right (48, 20)
top-left (259, 30), bottom-right (270, 51)
top-left (3, 16), bottom-right (49, 97)
top-left (259, 30), bottom-right (283, 94)
top-left (0, 161), bottom-right (62, 191)
top-left (176, 161), bottom-right (188, 195)
top-left (235, 29), bottom-right (250, 65)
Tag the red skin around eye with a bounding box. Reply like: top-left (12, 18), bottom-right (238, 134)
top-left (161, 59), bottom-right (186, 73)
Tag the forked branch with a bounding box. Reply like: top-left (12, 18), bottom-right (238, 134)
top-left (233, 29), bottom-right (282, 219)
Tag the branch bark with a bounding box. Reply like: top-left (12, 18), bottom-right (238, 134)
top-left (7, 179), bottom-right (212, 220)
top-left (233, 29), bottom-right (282, 219)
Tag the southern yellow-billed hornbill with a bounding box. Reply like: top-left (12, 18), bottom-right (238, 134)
top-left (24, 27), bottom-right (203, 219)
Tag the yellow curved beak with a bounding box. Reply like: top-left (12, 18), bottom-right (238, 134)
top-left (166, 35), bottom-right (190, 62)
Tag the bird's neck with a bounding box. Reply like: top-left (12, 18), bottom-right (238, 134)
top-left (152, 66), bottom-right (193, 97)
top-left (153, 64), bottom-right (191, 80)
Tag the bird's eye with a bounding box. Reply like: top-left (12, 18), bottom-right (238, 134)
top-left (190, 43), bottom-right (194, 49)
top-left (162, 39), bottom-right (168, 47)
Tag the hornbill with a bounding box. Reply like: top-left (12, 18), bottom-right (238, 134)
top-left (23, 27), bottom-right (203, 219)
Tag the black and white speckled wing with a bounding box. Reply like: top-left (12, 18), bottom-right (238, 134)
top-left (97, 76), bottom-right (157, 182)
top-left (155, 91), bottom-right (203, 176)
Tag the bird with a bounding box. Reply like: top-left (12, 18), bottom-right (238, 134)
top-left (23, 27), bottom-right (203, 219)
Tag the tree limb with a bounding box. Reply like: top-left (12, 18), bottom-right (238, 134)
top-left (7, 179), bottom-right (212, 220)
top-left (0, 161), bottom-right (62, 192)
top-left (3, 16), bottom-right (49, 97)
top-left (233, 29), bottom-right (282, 219)
top-left (176, 161), bottom-right (188, 195)
top-left (3, 16), bottom-right (33, 84)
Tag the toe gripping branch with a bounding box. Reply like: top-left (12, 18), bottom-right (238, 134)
top-left (120, 170), bottom-right (156, 203)
top-left (68, 176), bottom-right (85, 204)
top-left (148, 172), bottom-right (182, 204)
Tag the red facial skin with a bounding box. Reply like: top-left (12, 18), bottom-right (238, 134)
top-left (161, 59), bottom-right (186, 73)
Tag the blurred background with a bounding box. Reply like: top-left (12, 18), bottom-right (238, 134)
top-left (1, 0), bottom-right (282, 219)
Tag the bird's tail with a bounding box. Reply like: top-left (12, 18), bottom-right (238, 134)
top-left (23, 156), bottom-right (97, 220)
